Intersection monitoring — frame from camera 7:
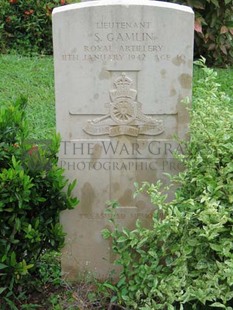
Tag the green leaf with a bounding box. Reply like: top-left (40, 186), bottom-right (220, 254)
top-left (0, 287), bottom-right (7, 294)
top-left (226, 21), bottom-right (233, 28)
top-left (110, 295), bottom-right (117, 303)
top-left (102, 229), bottom-right (111, 239)
top-left (211, 302), bottom-right (226, 308)
top-left (67, 179), bottom-right (77, 196)
top-left (116, 236), bottom-right (127, 243)
top-left (117, 276), bottom-right (126, 288)
top-left (192, 0), bottom-right (205, 9)
top-left (103, 282), bottom-right (117, 292)
top-left (210, 0), bottom-right (220, 7)
top-left (3, 298), bottom-right (18, 310)
top-left (11, 156), bottom-right (17, 169)
top-left (0, 263), bottom-right (7, 270)
top-left (10, 252), bottom-right (16, 267)
top-left (209, 243), bottom-right (222, 252)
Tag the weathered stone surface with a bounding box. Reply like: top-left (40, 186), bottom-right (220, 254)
top-left (52, 0), bottom-right (194, 280)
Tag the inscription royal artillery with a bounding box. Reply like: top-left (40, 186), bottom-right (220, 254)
top-left (82, 73), bottom-right (164, 137)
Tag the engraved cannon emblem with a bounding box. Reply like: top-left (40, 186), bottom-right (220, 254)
top-left (83, 72), bottom-right (164, 137)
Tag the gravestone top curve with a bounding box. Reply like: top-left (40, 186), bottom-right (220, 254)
top-left (53, 0), bottom-right (193, 14)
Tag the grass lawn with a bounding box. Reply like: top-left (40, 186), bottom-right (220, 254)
top-left (0, 55), bottom-right (55, 139)
top-left (0, 54), bottom-right (232, 139)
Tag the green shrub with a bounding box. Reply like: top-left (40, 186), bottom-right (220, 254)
top-left (102, 62), bottom-right (233, 309)
top-left (0, 0), bottom-right (78, 55)
top-left (0, 97), bottom-right (78, 308)
top-left (166, 0), bottom-right (233, 66)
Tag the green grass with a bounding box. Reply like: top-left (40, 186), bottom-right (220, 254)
top-left (0, 54), bottom-right (232, 139)
top-left (0, 54), bottom-right (55, 139)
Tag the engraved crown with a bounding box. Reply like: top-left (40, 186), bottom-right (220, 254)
top-left (110, 73), bottom-right (137, 101)
top-left (114, 73), bottom-right (132, 87)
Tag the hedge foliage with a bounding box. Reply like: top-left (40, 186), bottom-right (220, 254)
top-left (102, 62), bottom-right (233, 309)
top-left (0, 97), bottom-right (78, 308)
top-left (162, 0), bottom-right (233, 66)
top-left (0, 0), bottom-right (77, 55)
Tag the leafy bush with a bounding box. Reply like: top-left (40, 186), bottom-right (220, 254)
top-left (0, 97), bottom-right (78, 308)
top-left (167, 0), bottom-right (233, 66)
top-left (102, 62), bottom-right (233, 309)
top-left (0, 0), bottom-right (78, 55)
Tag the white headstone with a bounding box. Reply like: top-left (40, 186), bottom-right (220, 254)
top-left (52, 0), bottom-right (194, 280)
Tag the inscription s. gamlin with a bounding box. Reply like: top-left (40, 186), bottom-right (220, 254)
top-left (83, 73), bottom-right (164, 137)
